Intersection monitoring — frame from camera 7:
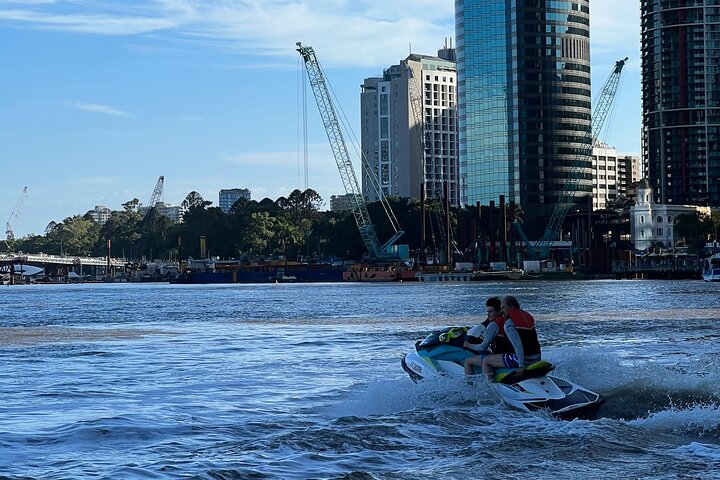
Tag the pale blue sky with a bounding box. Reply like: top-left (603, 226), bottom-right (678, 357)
top-left (1, 0), bottom-right (642, 237)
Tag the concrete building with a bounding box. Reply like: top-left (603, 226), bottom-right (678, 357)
top-left (456, 0), bottom-right (592, 236)
top-left (617, 153), bottom-right (642, 199)
top-left (330, 194), bottom-right (355, 213)
top-left (86, 205), bottom-right (113, 225)
top-left (219, 188), bottom-right (251, 214)
top-left (139, 202), bottom-right (183, 223)
top-left (630, 179), bottom-right (711, 250)
top-left (641, 1), bottom-right (720, 206)
top-left (590, 145), bottom-right (641, 210)
top-left (360, 46), bottom-right (458, 206)
top-left (154, 202), bottom-right (183, 223)
top-left (591, 143), bottom-right (619, 211)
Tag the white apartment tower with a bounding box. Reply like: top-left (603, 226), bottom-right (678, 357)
top-left (591, 143), bottom-right (619, 210)
top-left (591, 143), bottom-right (643, 210)
top-left (360, 46), bottom-right (458, 206)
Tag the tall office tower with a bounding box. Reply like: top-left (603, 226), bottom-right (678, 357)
top-left (456, 1), bottom-right (591, 235)
top-left (360, 46), bottom-right (459, 206)
top-left (219, 188), bottom-right (251, 213)
top-left (641, 0), bottom-right (720, 206)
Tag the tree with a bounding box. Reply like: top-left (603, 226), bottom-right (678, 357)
top-left (47, 215), bottom-right (101, 256)
top-left (237, 212), bottom-right (275, 254)
top-left (707, 212), bottom-right (720, 243)
top-left (98, 198), bottom-right (144, 258)
top-left (181, 191), bottom-right (206, 211)
top-left (674, 213), bottom-right (711, 254)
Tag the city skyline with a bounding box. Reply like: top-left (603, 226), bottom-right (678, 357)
top-left (1, 0), bottom-right (642, 237)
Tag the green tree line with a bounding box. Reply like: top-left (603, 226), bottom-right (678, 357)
top-left (1, 189), bottom-right (421, 261)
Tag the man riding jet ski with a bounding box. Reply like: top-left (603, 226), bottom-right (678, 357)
top-left (401, 325), bottom-right (605, 420)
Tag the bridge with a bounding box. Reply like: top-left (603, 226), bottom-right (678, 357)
top-left (0, 253), bottom-right (127, 284)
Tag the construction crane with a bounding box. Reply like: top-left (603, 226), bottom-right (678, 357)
top-left (5, 186), bottom-right (28, 243)
top-left (520, 57), bottom-right (628, 259)
top-left (296, 42), bottom-right (403, 258)
top-left (132, 176), bottom-right (165, 261)
top-left (148, 176), bottom-right (164, 209)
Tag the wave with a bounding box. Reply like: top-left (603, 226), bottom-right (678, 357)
top-left (324, 375), bottom-right (501, 419)
top-left (628, 405), bottom-right (720, 441)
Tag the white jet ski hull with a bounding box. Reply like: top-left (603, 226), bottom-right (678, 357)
top-left (402, 331), bottom-right (604, 419)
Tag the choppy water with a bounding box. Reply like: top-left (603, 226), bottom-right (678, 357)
top-left (1, 280), bottom-right (720, 479)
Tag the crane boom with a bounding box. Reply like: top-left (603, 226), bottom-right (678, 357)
top-left (148, 176), bottom-right (164, 208)
top-left (406, 63), bottom-right (428, 195)
top-left (5, 186), bottom-right (28, 242)
top-left (525, 57), bottom-right (628, 259)
top-left (296, 42), bottom-right (403, 258)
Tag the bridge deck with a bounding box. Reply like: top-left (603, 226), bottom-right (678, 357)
top-left (0, 253), bottom-right (126, 268)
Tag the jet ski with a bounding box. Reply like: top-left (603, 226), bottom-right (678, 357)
top-left (401, 326), bottom-right (604, 420)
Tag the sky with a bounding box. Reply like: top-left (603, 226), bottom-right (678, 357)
top-left (0, 0), bottom-right (642, 238)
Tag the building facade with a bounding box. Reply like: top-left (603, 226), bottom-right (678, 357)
top-left (630, 179), bottom-right (711, 250)
top-left (590, 144), bottom-right (619, 211)
top-left (86, 205), bottom-right (113, 225)
top-left (360, 47), bottom-right (459, 206)
top-left (617, 153), bottom-right (642, 199)
top-left (456, 0), bottom-right (592, 235)
top-left (329, 194), bottom-right (355, 213)
top-left (590, 145), bottom-right (642, 210)
top-left (154, 202), bottom-right (184, 223)
top-left (641, 0), bottom-right (720, 206)
top-left (219, 188), bottom-right (251, 213)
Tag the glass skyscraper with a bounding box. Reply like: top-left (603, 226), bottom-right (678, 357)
top-left (641, 0), bottom-right (720, 206)
top-left (456, 0), bottom-right (592, 234)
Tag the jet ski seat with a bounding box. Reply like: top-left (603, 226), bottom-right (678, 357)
top-left (494, 360), bottom-right (555, 384)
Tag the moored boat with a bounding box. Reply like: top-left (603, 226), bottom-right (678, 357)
top-left (416, 269), bottom-right (523, 282)
top-left (702, 254), bottom-right (720, 282)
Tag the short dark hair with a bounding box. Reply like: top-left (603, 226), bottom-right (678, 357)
top-left (503, 295), bottom-right (520, 309)
top-left (485, 297), bottom-right (501, 311)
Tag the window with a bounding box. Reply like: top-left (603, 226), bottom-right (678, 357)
top-left (657, 216), bottom-right (663, 223)
top-left (657, 228), bottom-right (663, 236)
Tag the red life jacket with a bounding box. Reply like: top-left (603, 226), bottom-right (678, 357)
top-left (493, 308), bottom-right (541, 357)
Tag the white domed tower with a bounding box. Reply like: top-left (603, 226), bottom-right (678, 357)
top-left (630, 178), bottom-right (654, 250)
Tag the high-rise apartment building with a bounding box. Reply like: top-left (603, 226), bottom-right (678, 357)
top-left (219, 188), bottom-right (251, 213)
top-left (641, 0), bottom-right (720, 206)
top-left (617, 153), bottom-right (642, 199)
top-left (154, 202), bottom-right (184, 223)
top-left (86, 205), bottom-right (113, 225)
top-left (590, 144), bottom-right (641, 210)
top-left (360, 47), bottom-right (458, 206)
top-left (456, 0), bottom-right (592, 235)
top-left (591, 143), bottom-right (619, 210)
top-left (330, 193), bottom-right (355, 213)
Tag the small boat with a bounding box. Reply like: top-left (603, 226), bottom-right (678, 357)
top-left (401, 326), bottom-right (604, 419)
top-left (702, 254), bottom-right (720, 282)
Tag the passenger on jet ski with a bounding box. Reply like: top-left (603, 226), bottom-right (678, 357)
top-left (472, 295), bottom-right (542, 376)
top-left (462, 296), bottom-right (502, 375)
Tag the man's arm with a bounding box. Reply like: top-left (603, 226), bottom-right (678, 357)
top-left (470, 322), bottom-right (498, 353)
top-left (504, 318), bottom-right (525, 368)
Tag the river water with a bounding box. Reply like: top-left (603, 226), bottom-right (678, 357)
top-left (1, 280), bottom-right (720, 479)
